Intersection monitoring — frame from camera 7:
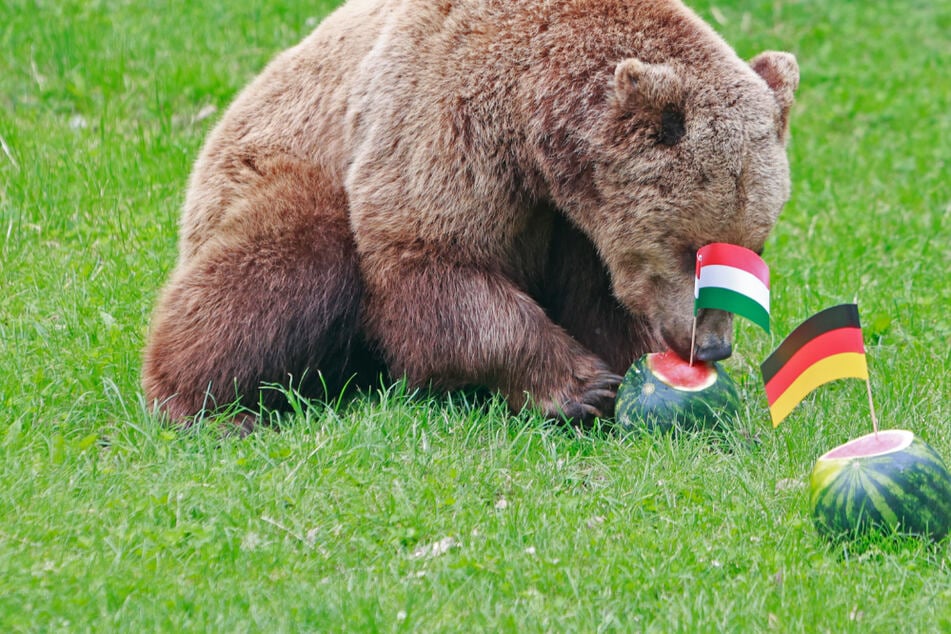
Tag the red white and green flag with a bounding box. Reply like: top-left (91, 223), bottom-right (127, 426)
top-left (694, 243), bottom-right (770, 332)
top-left (760, 304), bottom-right (869, 427)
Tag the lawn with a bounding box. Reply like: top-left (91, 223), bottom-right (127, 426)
top-left (1, 0), bottom-right (949, 631)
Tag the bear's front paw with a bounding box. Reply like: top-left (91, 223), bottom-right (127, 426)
top-left (544, 365), bottom-right (623, 428)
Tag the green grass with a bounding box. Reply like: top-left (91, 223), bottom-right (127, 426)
top-left (1, 0), bottom-right (949, 631)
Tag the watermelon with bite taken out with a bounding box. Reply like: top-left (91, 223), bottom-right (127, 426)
top-left (614, 350), bottom-right (739, 434)
top-left (809, 429), bottom-right (951, 541)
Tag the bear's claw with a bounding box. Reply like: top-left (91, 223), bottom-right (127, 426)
top-left (550, 370), bottom-right (623, 427)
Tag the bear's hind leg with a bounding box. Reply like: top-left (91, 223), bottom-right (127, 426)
top-left (142, 159), bottom-right (376, 427)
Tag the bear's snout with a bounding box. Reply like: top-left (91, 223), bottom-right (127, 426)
top-left (662, 328), bottom-right (733, 363)
top-left (693, 338), bottom-right (733, 362)
top-left (692, 307), bottom-right (734, 362)
top-left (661, 308), bottom-right (734, 362)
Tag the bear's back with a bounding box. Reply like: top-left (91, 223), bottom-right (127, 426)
top-left (178, 0), bottom-right (399, 259)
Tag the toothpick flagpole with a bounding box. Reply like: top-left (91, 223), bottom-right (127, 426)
top-left (688, 316), bottom-right (697, 367)
top-left (866, 377), bottom-right (879, 437)
top-left (689, 251), bottom-right (700, 367)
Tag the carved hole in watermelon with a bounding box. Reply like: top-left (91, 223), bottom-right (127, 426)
top-left (821, 429), bottom-right (914, 460)
top-left (646, 350), bottom-right (717, 392)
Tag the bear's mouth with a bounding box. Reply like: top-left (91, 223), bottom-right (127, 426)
top-left (660, 326), bottom-right (693, 361)
top-left (659, 325), bottom-right (733, 362)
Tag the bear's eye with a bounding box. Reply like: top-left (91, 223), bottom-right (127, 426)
top-left (657, 106), bottom-right (686, 146)
top-left (681, 246), bottom-right (698, 274)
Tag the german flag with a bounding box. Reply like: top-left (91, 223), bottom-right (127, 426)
top-left (761, 304), bottom-right (868, 426)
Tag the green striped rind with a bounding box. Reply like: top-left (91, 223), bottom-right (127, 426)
top-left (614, 355), bottom-right (739, 434)
top-left (809, 436), bottom-right (951, 541)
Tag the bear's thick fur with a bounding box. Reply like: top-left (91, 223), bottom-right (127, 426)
top-left (143, 0), bottom-right (798, 427)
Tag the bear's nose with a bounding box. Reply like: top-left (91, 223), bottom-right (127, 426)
top-left (691, 308), bottom-right (734, 362)
top-left (694, 339), bottom-right (733, 362)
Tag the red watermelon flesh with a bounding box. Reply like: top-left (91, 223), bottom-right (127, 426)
top-left (646, 350), bottom-right (718, 391)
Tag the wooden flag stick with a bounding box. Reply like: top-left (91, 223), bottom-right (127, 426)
top-left (688, 315), bottom-right (697, 366)
top-left (690, 251), bottom-right (700, 367)
top-left (866, 377), bottom-right (879, 437)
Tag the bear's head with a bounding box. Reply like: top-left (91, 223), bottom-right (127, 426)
top-left (582, 51), bottom-right (799, 362)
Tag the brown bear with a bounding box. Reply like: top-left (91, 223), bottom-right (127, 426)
top-left (142, 0), bottom-right (798, 429)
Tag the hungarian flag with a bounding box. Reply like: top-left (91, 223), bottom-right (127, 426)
top-left (694, 243), bottom-right (770, 332)
top-left (760, 304), bottom-right (868, 427)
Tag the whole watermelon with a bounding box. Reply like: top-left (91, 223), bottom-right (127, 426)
top-left (810, 429), bottom-right (951, 541)
top-left (614, 350), bottom-right (739, 434)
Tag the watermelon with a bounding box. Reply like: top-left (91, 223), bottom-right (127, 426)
top-left (809, 429), bottom-right (951, 541)
top-left (614, 350), bottom-right (739, 434)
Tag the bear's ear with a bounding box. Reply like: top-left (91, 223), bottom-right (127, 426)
top-left (614, 58), bottom-right (684, 114)
top-left (749, 51), bottom-right (799, 137)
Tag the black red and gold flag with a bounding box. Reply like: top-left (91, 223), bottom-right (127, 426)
top-left (761, 304), bottom-right (868, 426)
